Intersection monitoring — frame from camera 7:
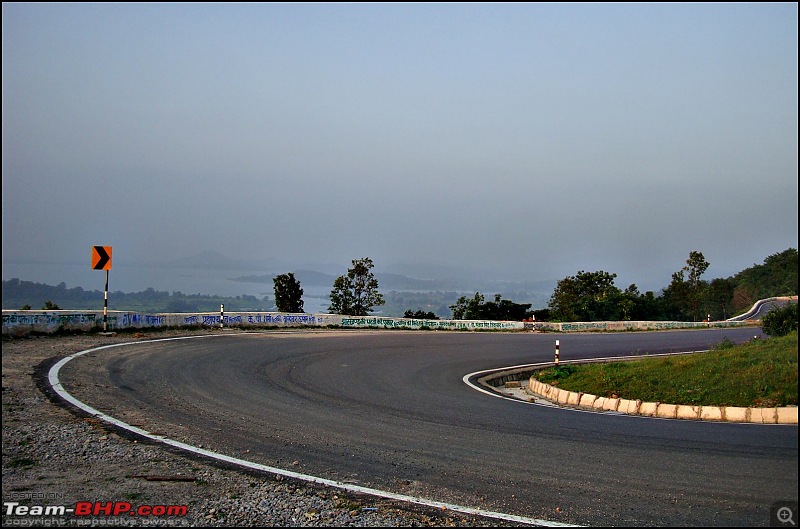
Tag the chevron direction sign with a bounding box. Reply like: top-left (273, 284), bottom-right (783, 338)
top-left (91, 246), bottom-right (112, 270)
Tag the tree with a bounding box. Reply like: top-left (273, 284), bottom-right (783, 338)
top-left (548, 270), bottom-right (621, 321)
top-left (449, 292), bottom-right (532, 321)
top-left (662, 269), bottom-right (692, 320)
top-left (628, 289), bottom-right (662, 321)
top-left (404, 309), bottom-right (439, 320)
top-left (273, 273), bottom-right (304, 313)
top-left (328, 258), bottom-right (385, 316)
top-left (661, 251), bottom-right (710, 321)
top-left (618, 284), bottom-right (638, 321)
top-left (478, 294), bottom-right (533, 321)
top-left (761, 303), bottom-right (798, 337)
top-left (684, 251), bottom-right (710, 321)
top-left (450, 292), bottom-right (484, 320)
top-left (732, 248), bottom-right (798, 303)
top-left (706, 277), bottom-right (735, 320)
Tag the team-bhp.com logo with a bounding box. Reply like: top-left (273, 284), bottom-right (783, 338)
top-left (5, 501), bottom-right (188, 519)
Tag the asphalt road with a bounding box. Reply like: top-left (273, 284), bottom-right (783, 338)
top-left (58, 328), bottom-right (798, 526)
top-left (727, 298), bottom-right (795, 321)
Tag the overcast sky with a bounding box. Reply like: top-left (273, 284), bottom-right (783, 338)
top-left (3, 3), bottom-right (797, 292)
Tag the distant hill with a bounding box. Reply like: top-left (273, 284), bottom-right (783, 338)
top-left (162, 250), bottom-right (256, 271)
top-left (231, 270), bottom-right (470, 291)
top-left (4, 248), bottom-right (795, 317)
top-left (729, 248), bottom-right (798, 311)
top-left (1, 278), bottom-right (273, 313)
top-left (230, 270), bottom-right (337, 287)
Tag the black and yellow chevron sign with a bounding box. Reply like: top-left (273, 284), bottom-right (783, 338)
top-left (91, 246), bottom-right (112, 270)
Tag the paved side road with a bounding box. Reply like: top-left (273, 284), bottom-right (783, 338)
top-left (2, 331), bottom-right (520, 527)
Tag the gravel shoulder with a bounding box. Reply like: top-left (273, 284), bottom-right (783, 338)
top-left (2, 330), bottom-right (518, 527)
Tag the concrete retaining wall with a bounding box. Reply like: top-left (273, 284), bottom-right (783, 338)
top-left (529, 320), bottom-right (753, 332)
top-left (4, 309), bottom-right (761, 336)
top-left (1, 310), bottom-right (523, 336)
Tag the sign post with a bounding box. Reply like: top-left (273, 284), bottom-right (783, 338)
top-left (91, 246), bottom-right (112, 331)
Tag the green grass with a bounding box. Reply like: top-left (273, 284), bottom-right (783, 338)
top-left (533, 332), bottom-right (798, 407)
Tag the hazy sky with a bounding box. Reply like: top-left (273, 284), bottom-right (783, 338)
top-left (3, 3), bottom-right (797, 292)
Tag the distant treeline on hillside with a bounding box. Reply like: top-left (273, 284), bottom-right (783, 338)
top-left (1, 280), bottom-right (273, 313)
top-left (2, 248), bottom-right (796, 320)
top-left (730, 248), bottom-right (798, 302)
top-left (539, 248), bottom-right (797, 323)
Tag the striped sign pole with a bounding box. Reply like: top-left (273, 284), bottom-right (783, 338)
top-left (554, 340), bottom-right (560, 365)
top-left (220, 304), bottom-right (224, 329)
top-left (103, 270), bottom-right (109, 332)
top-left (91, 246), bottom-right (112, 332)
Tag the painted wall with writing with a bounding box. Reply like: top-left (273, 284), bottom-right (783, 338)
top-left (1, 310), bottom-right (335, 335)
top-left (3, 310), bottom-right (751, 336)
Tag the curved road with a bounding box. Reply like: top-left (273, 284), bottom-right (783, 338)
top-left (56, 328), bottom-right (797, 526)
top-left (727, 297), bottom-right (796, 321)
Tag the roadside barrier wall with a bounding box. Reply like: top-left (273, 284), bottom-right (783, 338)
top-left (2, 309), bottom-right (755, 336)
top-left (531, 320), bottom-right (753, 332)
top-left (3, 297), bottom-right (786, 336)
top-left (1, 310), bottom-right (524, 336)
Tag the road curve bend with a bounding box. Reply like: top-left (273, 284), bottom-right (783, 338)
top-left (52, 329), bottom-right (797, 526)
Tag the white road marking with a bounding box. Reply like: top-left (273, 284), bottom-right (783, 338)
top-left (48, 334), bottom-right (580, 527)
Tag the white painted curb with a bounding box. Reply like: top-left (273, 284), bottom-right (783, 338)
top-left (526, 379), bottom-right (798, 424)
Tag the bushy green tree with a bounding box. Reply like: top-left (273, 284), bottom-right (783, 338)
top-left (662, 251), bottom-right (710, 321)
top-left (548, 270), bottom-right (621, 321)
top-left (273, 272), bottom-right (304, 313)
top-left (328, 258), bottom-right (385, 316)
top-left (705, 277), bottom-right (735, 320)
top-left (761, 303), bottom-right (798, 337)
top-left (478, 294), bottom-right (533, 321)
top-left (449, 292), bottom-right (532, 321)
top-left (450, 292), bottom-right (484, 320)
top-left (627, 289), bottom-right (663, 321)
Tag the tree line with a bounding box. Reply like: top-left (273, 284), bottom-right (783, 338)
top-left (2, 280), bottom-right (271, 313)
top-left (544, 248), bottom-right (797, 322)
top-left (5, 248), bottom-right (797, 322)
top-left (276, 249), bottom-right (794, 322)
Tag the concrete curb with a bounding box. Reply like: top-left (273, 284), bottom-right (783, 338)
top-left (526, 378), bottom-right (798, 424)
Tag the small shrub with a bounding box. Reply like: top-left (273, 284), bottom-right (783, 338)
top-left (761, 303), bottom-right (798, 337)
top-left (714, 337), bottom-right (736, 350)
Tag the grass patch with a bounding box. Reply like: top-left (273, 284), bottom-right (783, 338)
top-left (533, 332), bottom-right (798, 407)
